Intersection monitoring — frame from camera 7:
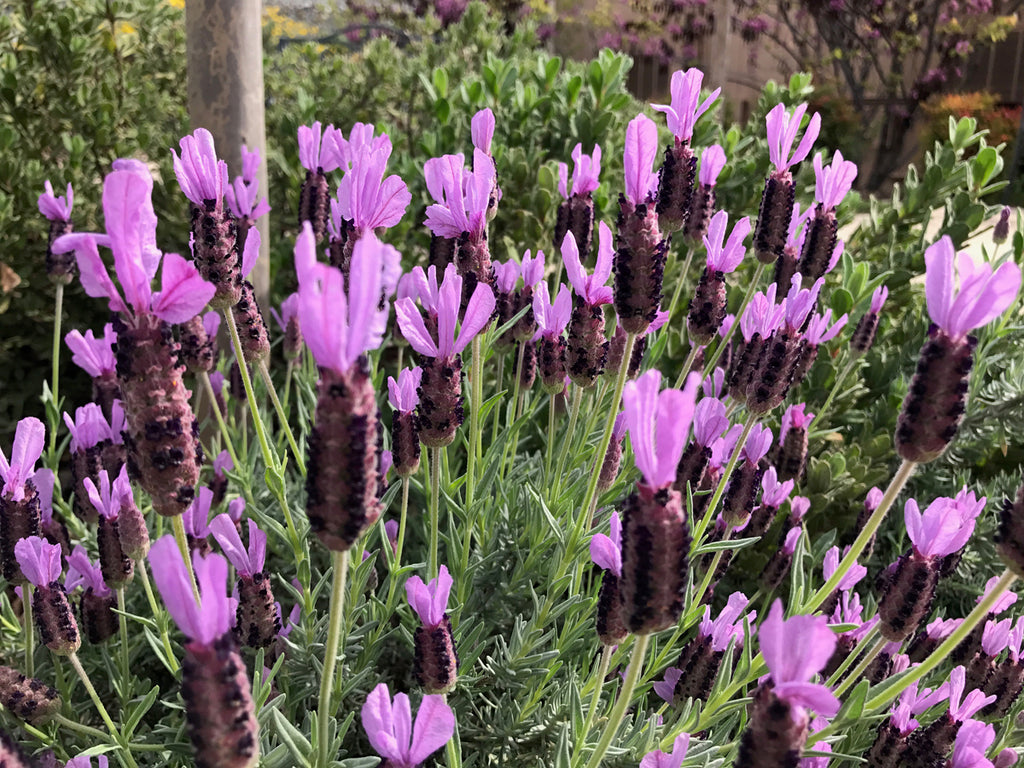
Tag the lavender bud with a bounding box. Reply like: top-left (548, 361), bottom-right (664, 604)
top-left (554, 196), bottom-right (595, 263)
top-left (904, 712), bottom-right (959, 768)
top-left (93, 372), bottom-right (121, 423)
top-left (46, 218), bottom-right (76, 284)
top-left (191, 202), bottom-right (242, 310)
top-left (416, 355), bottom-right (464, 449)
top-left (614, 197), bottom-right (667, 334)
top-left (851, 310), bottom-right (881, 356)
top-left (565, 297), bottom-right (608, 388)
top-left (595, 573), bottom-right (628, 646)
top-left (877, 552), bottom-right (939, 641)
top-left (80, 588), bottom-right (118, 644)
top-left (655, 143), bottom-right (697, 234)
top-left (391, 411), bottom-right (421, 478)
top-left (753, 172), bottom-right (796, 264)
top-left (180, 315), bottom-right (216, 374)
top-left (687, 268), bottom-right (727, 346)
top-left (722, 462), bottom-right (763, 529)
top-left (868, 720), bottom-right (907, 768)
top-left (746, 331), bottom-right (802, 415)
top-left (0, 727), bottom-right (35, 766)
top-left (517, 341), bottom-right (536, 390)
top-left (33, 583), bottom-right (80, 656)
top-left (97, 516), bottom-right (134, 588)
top-left (994, 206), bottom-right (1011, 244)
top-left (677, 637), bottom-right (723, 702)
top-left (0, 666), bottom-right (59, 725)
top-left (797, 206), bottom-right (838, 283)
top-left (683, 183), bottom-right (715, 244)
top-left (235, 573), bottom-right (281, 649)
top-left (117, 494), bottom-right (150, 562)
top-left (413, 614), bottom-right (459, 694)
top-left (776, 427), bottom-right (808, 484)
top-left (298, 170), bottom-right (330, 242)
top-left (538, 338), bottom-right (567, 395)
top-left (231, 281), bottom-right (270, 365)
top-left (735, 684), bottom-right (808, 767)
top-left (429, 233), bottom-right (456, 270)
top-left (984, 659), bottom-right (1024, 717)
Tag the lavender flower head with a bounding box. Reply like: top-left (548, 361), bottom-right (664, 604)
top-left (361, 683), bottom-right (455, 768)
top-left (703, 211), bottom-right (750, 273)
top-left (210, 517), bottom-right (266, 579)
top-left (812, 150), bottom-right (857, 210)
top-left (766, 103), bottom-right (821, 177)
top-left (389, 367), bottom-right (423, 415)
top-left (406, 565), bottom-right (453, 628)
top-left (623, 113), bottom-right (659, 207)
top-left (700, 144), bottom-right (727, 186)
top-left (38, 180), bottom-right (73, 223)
top-left (65, 545), bottom-right (111, 599)
top-left (14, 536), bottom-right (61, 589)
top-left (334, 137), bottom-right (410, 241)
top-left (623, 370), bottom-right (700, 490)
top-left (149, 536), bottom-right (231, 644)
top-left (564, 224), bottom-right (613, 307)
top-left (173, 128), bottom-right (230, 208)
top-left (640, 734), bottom-right (690, 768)
top-left (652, 68), bottom-right (720, 144)
top-left (555, 142), bottom-right (601, 259)
top-left (760, 600), bottom-right (840, 717)
top-left (557, 143), bottom-right (602, 200)
top-left (225, 144), bottom-right (271, 223)
top-left (590, 511), bottom-right (622, 577)
top-left (40, 180), bottom-right (75, 282)
top-left (0, 417), bottom-right (44, 503)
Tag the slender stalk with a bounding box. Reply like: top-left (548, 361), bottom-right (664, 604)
top-left (554, 386), bottom-right (585, 491)
top-left (676, 342), bottom-right (703, 385)
top-left (500, 342), bottom-right (526, 479)
top-left (572, 644), bottom-right (615, 761)
top-left (691, 414), bottom-right (756, 546)
top-left (808, 357), bottom-right (859, 432)
top-left (317, 550), bottom-right (350, 768)
top-left (833, 635), bottom-right (887, 698)
top-left (258, 360), bottom-right (306, 477)
top-left (429, 446), bottom-right (442, 581)
top-left (282, 360), bottom-right (295, 414)
top-left (137, 559), bottom-right (178, 673)
top-left (23, 585), bottom-right (34, 678)
top-left (395, 477), bottom-right (410, 571)
top-left (466, 336), bottom-right (483, 509)
top-left (49, 283), bottom-right (64, 455)
top-left (67, 652), bottom-right (139, 768)
top-left (689, 534), bottom-right (730, 610)
top-left (694, 262), bottom-right (766, 383)
top-left (581, 634), bottom-right (650, 768)
top-left (171, 514), bottom-right (201, 602)
top-left (51, 713), bottom-right (110, 741)
top-left (545, 395), bottom-right (557, 487)
top-left (802, 459), bottom-right (916, 613)
top-left (824, 624), bottom-right (879, 689)
top-left (200, 371), bottom-right (240, 470)
top-left (117, 588), bottom-right (131, 705)
top-left (665, 246), bottom-right (695, 322)
top-left (492, 354), bottom-right (505, 445)
top-left (223, 309), bottom-right (277, 471)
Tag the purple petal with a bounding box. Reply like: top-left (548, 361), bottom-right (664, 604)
top-left (362, 683), bottom-right (401, 761)
top-left (56, 234), bottom-right (126, 312)
top-left (408, 694), bottom-right (456, 765)
top-left (591, 221), bottom-right (615, 297)
top-left (623, 370), bottom-right (662, 487)
top-left (590, 534), bottom-right (621, 576)
top-left (699, 144), bottom-right (727, 186)
top-left (345, 236), bottom-right (388, 367)
top-left (623, 113), bottom-right (659, 205)
top-left (396, 298), bottom-right (439, 357)
top-left (452, 282), bottom-right (495, 356)
top-left (471, 108), bottom-right (495, 155)
top-left (773, 681), bottom-right (840, 717)
top-left (149, 536), bottom-right (203, 641)
top-left (653, 374), bottom-right (699, 487)
top-left (14, 536), bottom-right (62, 587)
top-left (151, 253), bottom-right (215, 324)
top-left (240, 227), bottom-right (261, 279)
top-left (209, 514), bottom-right (251, 575)
top-left (299, 263), bottom-right (348, 372)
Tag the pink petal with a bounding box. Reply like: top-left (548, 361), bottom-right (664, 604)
top-left (471, 108), bottom-right (495, 155)
top-left (240, 227), bottom-right (261, 279)
top-left (408, 694), bottom-right (455, 764)
top-left (589, 533), bottom-right (621, 576)
top-left (361, 684), bottom-right (401, 761)
top-left (623, 113), bottom-right (659, 205)
top-left (396, 298), bottom-right (439, 357)
top-left (151, 253), bottom-right (215, 324)
top-left (452, 282), bottom-right (495, 356)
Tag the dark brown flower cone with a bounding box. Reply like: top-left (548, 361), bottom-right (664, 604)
top-left (512, 287), bottom-right (537, 343)
top-left (298, 169), bottom-right (330, 243)
top-left (747, 503), bottom-right (780, 541)
top-left (517, 340), bottom-right (537, 390)
top-left (903, 713), bottom-right (959, 768)
top-left (789, 343), bottom-right (817, 390)
top-left (235, 574), bottom-right (281, 649)
top-left (606, 324), bottom-right (628, 375)
top-left (33, 584), bottom-right (80, 656)
top-left (92, 371), bottom-right (121, 423)
top-left (306, 361), bottom-right (382, 551)
top-left (0, 487), bottom-right (41, 584)
top-left (328, 219), bottom-right (355, 274)
top-left (70, 445), bottom-right (104, 524)
top-left (655, 142), bottom-right (697, 234)
top-left (614, 197), bottom-right (667, 335)
top-left (113, 313), bottom-right (200, 517)
top-left (595, 573), bottom-right (628, 646)
top-left (42, 517), bottom-right (71, 558)
top-left (867, 720), bottom-right (907, 768)
top-left (773, 246), bottom-right (800, 291)
top-left (777, 426), bottom-right (808, 483)
top-left (538, 337), bottom-right (567, 394)
top-left (734, 684), bottom-right (807, 768)
top-left (555, 196), bottom-right (595, 262)
top-left (877, 552), bottom-right (939, 641)
top-left (191, 202), bottom-right (242, 310)
top-left (454, 233), bottom-right (495, 311)
top-left (674, 443), bottom-right (711, 499)
top-left (46, 218), bottom-right (76, 284)
top-left (683, 184), bottom-right (715, 244)
top-left (965, 653), bottom-right (994, 692)
top-left (690, 467), bottom-right (716, 521)
top-left (761, 546), bottom-right (793, 593)
top-left (851, 310), bottom-right (881, 356)
top-left (722, 462), bottom-right (763, 529)
top-left (823, 634), bottom-right (857, 678)
top-left (906, 629), bottom-right (939, 665)
top-left (895, 327), bottom-right (974, 464)
top-left (983, 660), bottom-right (1024, 717)
top-left (727, 334), bottom-right (765, 406)
top-left (747, 331), bottom-right (802, 416)
top-left (414, 615), bottom-right (459, 694)
top-left (284, 316), bottom-right (303, 363)
top-left (678, 642), bottom-right (724, 702)
top-left (97, 516), bottom-right (134, 589)
top-left (0, 727), bottom-right (36, 767)
top-left (597, 440), bottom-right (623, 493)
top-left (182, 634), bottom-right (259, 768)
top-left (687, 267), bottom-right (727, 346)
top-left (0, 666), bottom-right (60, 725)
top-left (996, 482), bottom-right (1024, 578)
top-left (100, 439), bottom-right (127, 479)
top-left (865, 651), bottom-right (894, 685)
top-left (628, 336), bottom-right (647, 379)
top-left (950, 623), bottom-right (986, 665)
top-left (231, 281), bottom-right (270, 366)
top-left (618, 484), bottom-right (689, 634)
top-left (797, 206), bottom-right (838, 283)
top-left (189, 535), bottom-right (212, 557)
top-left (429, 233), bottom-right (456, 270)
top-left (180, 315), bottom-right (216, 374)
top-left (80, 589), bottom-right (118, 645)
top-left (565, 297), bottom-right (608, 389)
top-left (753, 172), bottom-right (795, 265)
top-left (493, 290), bottom-right (517, 351)
top-left (117, 495), bottom-right (150, 561)
top-left (391, 411), bottom-right (421, 478)
top-left (416, 354), bottom-right (464, 449)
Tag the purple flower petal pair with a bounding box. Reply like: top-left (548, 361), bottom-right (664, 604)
top-left (395, 264), bottom-right (495, 359)
top-left (623, 113), bottom-right (659, 205)
top-left (172, 128), bottom-right (229, 206)
top-left (65, 324), bottom-right (116, 377)
top-left (148, 534), bottom-right (233, 645)
top-left (703, 211), bottom-right (750, 273)
top-left (804, 309), bottom-right (847, 346)
top-left (14, 536), bottom-right (62, 587)
top-left (83, 466), bottom-right (133, 521)
top-left (765, 103), bottom-right (821, 174)
top-left (361, 683), bottom-right (455, 768)
top-left (471, 108), bottom-right (495, 155)
top-left (780, 404), bottom-right (813, 439)
top-left (65, 545), bottom-right (111, 598)
top-left (38, 180), bottom-right (73, 222)
top-left (209, 516), bottom-right (266, 578)
top-left (557, 143), bottom-right (602, 199)
top-left (812, 149), bottom-right (858, 209)
top-left (388, 367), bottom-right (423, 413)
top-left (741, 424), bottom-right (773, 464)
top-left (640, 733), bottom-right (690, 768)
top-left (562, 223), bottom-right (614, 305)
top-left (699, 144), bottom-right (727, 186)
top-left (760, 600), bottom-right (839, 717)
top-left (693, 397), bottom-right (729, 447)
top-left (589, 511), bottom-right (622, 577)
top-left (0, 417), bottom-right (45, 501)
top-left (423, 150), bottom-right (494, 238)
top-left (335, 142), bottom-right (410, 234)
top-left (651, 67), bottom-right (720, 142)
top-left (761, 467), bottom-right (794, 507)
top-left (298, 121), bottom-right (342, 173)
top-left (904, 496), bottom-right (977, 558)
top-left (532, 282), bottom-right (572, 340)
top-left (622, 370), bottom-right (700, 489)
top-left (822, 546), bottom-right (866, 592)
top-left (405, 565), bottom-right (453, 627)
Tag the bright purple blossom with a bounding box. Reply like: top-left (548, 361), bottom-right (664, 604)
top-left (423, 150), bottom-right (494, 239)
top-left (562, 222), bottom-right (614, 306)
top-left (14, 536), bottom-right (62, 587)
top-left (0, 417), bottom-right (45, 502)
top-left (227, 498), bottom-right (245, 525)
top-left (948, 666), bottom-right (997, 722)
top-left (65, 545), bottom-right (111, 598)
top-left (739, 284), bottom-right (786, 342)
top-left (890, 681), bottom-right (950, 735)
top-left (493, 261), bottom-right (519, 293)
top-left (760, 600), bottom-right (840, 717)
top-left (590, 511), bottom-right (622, 577)
top-left (532, 283), bottom-right (572, 341)
top-left (741, 424), bottom-right (773, 464)
top-left (925, 236), bottom-right (1021, 340)
top-left (802, 717), bottom-right (832, 768)
top-left (182, 487), bottom-right (214, 540)
top-left (623, 114), bottom-right (659, 205)
top-left (213, 449), bottom-right (233, 480)
top-left (653, 668), bottom-right (682, 704)
top-left (361, 683), bottom-right (455, 768)
top-left (210, 516), bottom-right (267, 578)
top-left (328, 123), bottom-right (390, 171)
top-left (335, 143), bottom-right (411, 236)
top-left (32, 468), bottom-right (54, 528)
top-left (224, 144), bottom-right (269, 220)
top-left (823, 546), bottom-right (866, 592)
top-left (651, 67), bottom-right (720, 142)
top-left (521, 249), bottom-right (544, 288)
top-left (702, 367), bottom-right (726, 398)
top-left (904, 496), bottom-right (977, 558)
top-left (622, 370), bottom-right (700, 489)
top-left (406, 565), bottom-right (453, 628)
top-left (558, 144), bottom-right (602, 199)
top-left (950, 486), bottom-right (987, 525)
top-left (870, 285), bottom-right (889, 314)
top-left (640, 733), bottom-right (691, 768)
top-left (804, 309), bottom-right (847, 347)
top-left (765, 103), bottom-right (822, 174)
top-left (785, 202), bottom-right (813, 253)
top-left (271, 293), bottom-right (300, 334)
top-left (63, 405), bottom-right (109, 453)
top-left (981, 618), bottom-right (1013, 656)
top-left (761, 467), bottom-right (794, 507)
top-left (784, 274), bottom-right (824, 331)
top-left (83, 466), bottom-right (133, 521)
top-left (951, 719), bottom-right (996, 768)
top-left (149, 535), bottom-right (232, 645)
top-left (39, 180), bottom-right (73, 222)
top-left (980, 575), bottom-right (1018, 615)
top-left (699, 591), bottom-right (754, 651)
top-left (780, 404), bottom-right (814, 440)
top-left (813, 150), bottom-right (857, 209)
top-left (471, 108), bottom-right (495, 156)
top-left (384, 519), bottom-right (399, 553)
top-left (710, 424), bottom-right (744, 471)
top-left (693, 397), bottom-right (728, 447)
top-left (172, 128), bottom-right (229, 206)
top-left (65, 756), bottom-right (109, 768)
top-left (388, 367), bottom-right (423, 413)
top-left (298, 121), bottom-right (341, 173)
top-left (927, 616), bottom-right (963, 641)
top-left (790, 496), bottom-right (810, 522)
top-left (396, 264), bottom-right (495, 360)
top-left (995, 749), bottom-right (1019, 768)
top-left (704, 211), bottom-right (750, 272)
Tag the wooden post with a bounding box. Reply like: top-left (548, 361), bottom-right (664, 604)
top-left (185, 0), bottom-right (270, 306)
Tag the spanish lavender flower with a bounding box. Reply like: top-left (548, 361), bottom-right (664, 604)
top-left (984, 618), bottom-right (1024, 716)
top-left (65, 324), bottom-right (119, 419)
top-left (182, 487), bottom-right (214, 555)
top-left (722, 424), bottom-right (772, 529)
top-left (776, 403), bottom-right (814, 483)
top-left (824, 591), bottom-right (878, 677)
top-left (65, 544), bottom-right (116, 644)
top-left (272, 293), bottom-right (303, 363)
top-left (674, 396), bottom-right (728, 497)
top-left (652, 68), bottom-right (720, 233)
top-left (83, 468), bottom-right (135, 588)
top-left (38, 179), bottom-right (75, 282)
top-left (63, 404), bottom-right (112, 524)
top-left (149, 536), bottom-right (259, 768)
top-left (792, 308), bottom-right (847, 384)
top-left (618, 369), bottom-right (699, 634)
top-left (597, 414), bottom-right (627, 493)
top-left (851, 285), bottom-right (888, 356)
top-left (949, 719), bottom-right (996, 768)
top-left (225, 144), bottom-right (270, 250)
top-left (53, 162), bottom-right (215, 517)
top-left (727, 284), bottom-right (786, 404)
top-left (817, 544), bottom-right (867, 616)
top-left (736, 600), bottom-right (838, 768)
top-left (472, 108), bottom-right (500, 221)
top-left (896, 236), bottom-right (1021, 463)
top-left (298, 224), bottom-right (399, 550)
top-left (180, 310), bottom-right (220, 374)
top-left (753, 104), bottom-right (821, 264)
top-left (640, 734), bottom-right (690, 768)
top-left (555, 143), bottom-right (601, 259)
top-left (512, 249), bottom-right (544, 343)
top-left (493, 260), bottom-right (520, 351)
top-left (904, 666), bottom-right (994, 767)
top-left (993, 206), bottom-right (1011, 244)
top-left (407, 565), bottom-right (458, 694)
top-left (590, 511), bottom-right (627, 645)
top-left (747, 466), bottom-right (794, 539)
top-left (16, 536), bottom-right (79, 655)
top-left (616, 113), bottom-right (667, 334)
top-left (687, 211), bottom-right (750, 345)
top-left (798, 150), bottom-right (857, 282)
top-left (210, 515), bottom-right (279, 649)
top-left (675, 592), bottom-right (753, 702)
top-left (361, 683), bottom-right (455, 768)
top-left (533, 282), bottom-right (572, 393)
top-left (0, 418), bottom-right (44, 584)
top-left (298, 121), bottom-right (342, 242)
top-left (396, 262), bottom-right (494, 449)
top-left (32, 469), bottom-right (69, 556)
top-left (939, 487), bottom-right (987, 577)
top-left (0, 665), bottom-right (60, 726)
top-left (388, 367), bottom-right (422, 478)
top-left (563, 225), bottom-right (612, 387)
top-left (773, 203), bottom-right (813, 290)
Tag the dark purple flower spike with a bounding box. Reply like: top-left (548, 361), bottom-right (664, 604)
top-left (0, 418), bottom-right (45, 584)
top-left (298, 121), bottom-right (342, 242)
top-left (16, 536), bottom-right (79, 656)
top-left (684, 143), bottom-right (727, 244)
top-left (406, 565), bottom-right (458, 694)
top-left (590, 511), bottom-right (627, 645)
top-left (210, 515), bottom-right (279, 649)
top-left (533, 282), bottom-right (572, 394)
top-left (563, 225), bottom-right (612, 388)
top-left (798, 150), bottom-right (857, 283)
top-left (687, 210), bottom-right (750, 346)
top-left (555, 143), bottom-right (601, 259)
top-left (388, 367), bottom-right (422, 477)
top-left (39, 179), bottom-right (76, 283)
top-left (65, 544), bottom-right (116, 644)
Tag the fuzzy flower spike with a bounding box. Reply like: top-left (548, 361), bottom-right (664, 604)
top-left (297, 120), bottom-right (342, 241)
top-left (687, 210), bottom-right (751, 345)
top-left (618, 370), bottom-right (700, 634)
top-left (616, 113), bottom-right (667, 334)
top-left (406, 565), bottom-right (458, 693)
top-left (0, 418), bottom-right (45, 585)
top-left (16, 536), bottom-right (80, 656)
top-left (210, 515), bottom-right (279, 648)
top-left (149, 535), bottom-right (258, 768)
top-left (361, 683), bottom-right (455, 768)
top-left (39, 179), bottom-right (76, 282)
top-left (896, 236), bottom-right (1021, 464)
top-left (563, 225), bottom-right (613, 387)
top-left (297, 223), bottom-right (397, 551)
top-left (533, 282), bottom-right (572, 393)
top-left (652, 67), bottom-right (720, 233)
top-left (555, 143), bottom-right (601, 260)
top-left (798, 150), bottom-right (857, 282)
top-left (388, 366), bottom-right (423, 477)
top-left (753, 103), bottom-right (821, 264)
top-left (396, 262), bottom-right (495, 448)
top-left (684, 143), bottom-right (727, 244)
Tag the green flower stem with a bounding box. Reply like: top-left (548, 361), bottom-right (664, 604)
top-left (676, 342), bottom-right (703, 385)
top-left (689, 534), bottom-right (730, 611)
top-left (51, 713), bottom-right (110, 742)
top-left (492, 354), bottom-right (505, 447)
top-left (801, 459), bottom-right (916, 613)
top-left (136, 559), bottom-right (178, 673)
top-left (223, 310), bottom-right (277, 473)
top-left (117, 588), bottom-right (131, 706)
top-left (572, 644), bottom-right (615, 762)
top-left (545, 395), bottom-right (557, 487)
top-left (808, 356), bottom-right (859, 432)
top-left (430, 446), bottom-right (443, 582)
top-left (824, 624), bottom-right (878, 689)
top-left (500, 342), bottom-right (526, 480)
top-left (466, 335), bottom-right (484, 509)
top-left (580, 633), bottom-right (650, 768)
top-left (832, 635), bottom-right (887, 698)
top-left (282, 360), bottom-right (295, 414)
top-left (23, 585), bottom-right (34, 678)
top-left (258, 360), bottom-right (306, 477)
top-left (553, 386), bottom-right (585, 493)
top-left (171, 515), bottom-right (200, 602)
top-left (691, 414), bottom-right (756, 546)
top-left (67, 652), bottom-right (139, 768)
top-left (317, 549), bottom-right (349, 768)
top-left (690, 262), bottom-right (766, 386)
top-left (49, 282), bottom-right (64, 456)
top-left (200, 371), bottom-right (240, 471)
top-left (665, 246), bottom-right (695, 323)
